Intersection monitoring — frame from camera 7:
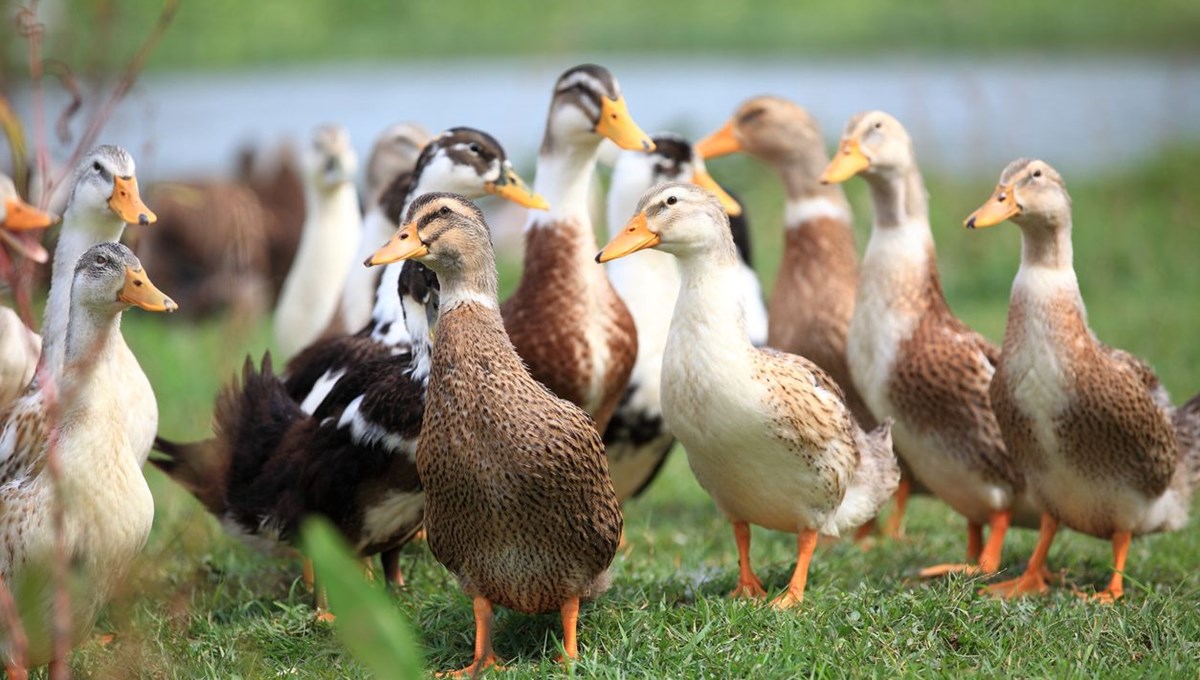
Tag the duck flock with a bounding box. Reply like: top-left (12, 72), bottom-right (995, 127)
top-left (0, 63), bottom-right (1198, 674)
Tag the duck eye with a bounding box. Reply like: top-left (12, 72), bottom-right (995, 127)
top-left (92, 161), bottom-right (103, 173)
top-left (873, 122), bottom-right (883, 130)
top-left (1032, 169), bottom-right (1043, 178)
top-left (666, 196), bottom-right (678, 206)
top-left (95, 255), bottom-right (107, 266)
top-left (439, 206), bottom-right (451, 216)
top-left (468, 143), bottom-right (482, 154)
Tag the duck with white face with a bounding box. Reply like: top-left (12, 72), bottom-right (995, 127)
top-left (150, 127), bottom-right (543, 594)
top-left (502, 63), bottom-right (655, 438)
top-left (598, 183), bottom-right (898, 609)
top-left (363, 121), bottom-right (431, 206)
top-left (965, 158), bottom-right (1200, 601)
top-left (601, 132), bottom-right (766, 504)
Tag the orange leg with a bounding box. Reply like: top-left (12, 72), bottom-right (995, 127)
top-left (1087, 531), bottom-right (1131, 604)
top-left (302, 557), bottom-right (315, 591)
top-left (976, 510), bottom-right (1011, 574)
top-left (315, 583), bottom-right (334, 623)
top-left (852, 517), bottom-right (878, 544)
top-left (966, 521), bottom-right (984, 563)
top-left (382, 549), bottom-right (406, 588)
top-left (558, 597), bottom-right (580, 665)
top-left (882, 477), bottom-right (911, 539)
top-left (984, 513), bottom-right (1057, 599)
top-left (772, 529), bottom-right (819, 609)
top-left (439, 597), bottom-right (503, 677)
top-left (729, 521), bottom-right (766, 599)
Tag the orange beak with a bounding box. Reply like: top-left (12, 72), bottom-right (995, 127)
top-left (691, 169), bottom-right (742, 217)
top-left (596, 212), bottom-right (661, 263)
top-left (695, 119), bottom-right (742, 160)
top-left (820, 139), bottom-right (870, 184)
top-left (595, 96), bottom-right (655, 152)
top-left (3, 197), bottom-right (57, 230)
top-left (108, 175), bottom-right (156, 226)
top-left (484, 164), bottom-right (549, 210)
top-left (965, 184), bottom-right (1020, 229)
top-left (365, 221), bottom-right (428, 266)
top-left (119, 265), bottom-right (177, 312)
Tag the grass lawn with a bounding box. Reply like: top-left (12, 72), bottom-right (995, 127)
top-left (55, 147), bottom-right (1200, 677)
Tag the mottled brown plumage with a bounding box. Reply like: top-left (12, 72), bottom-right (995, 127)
top-left (969, 158), bottom-right (1200, 600)
top-left (378, 192), bottom-right (620, 673)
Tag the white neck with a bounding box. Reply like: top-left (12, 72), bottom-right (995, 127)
top-left (370, 174), bottom-right (437, 345)
top-left (1013, 221), bottom-right (1082, 304)
top-left (40, 208), bottom-right (126, 375)
top-left (530, 138), bottom-right (601, 227)
top-left (340, 206), bottom-right (395, 330)
top-left (439, 289), bottom-right (498, 313)
top-left (784, 196), bottom-right (851, 229)
top-left (669, 245), bottom-right (752, 351)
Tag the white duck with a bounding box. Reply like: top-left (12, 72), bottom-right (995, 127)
top-left (273, 124), bottom-right (362, 357)
top-left (0, 242), bottom-right (174, 667)
top-left (598, 183), bottom-right (898, 608)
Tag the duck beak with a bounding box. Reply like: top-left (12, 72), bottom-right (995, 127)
top-left (820, 139), bottom-right (870, 184)
top-left (595, 96), bottom-right (655, 152)
top-left (691, 169), bottom-right (742, 217)
top-left (485, 165), bottom-right (549, 211)
top-left (695, 120), bottom-right (742, 159)
top-left (109, 175), bottom-right (157, 226)
top-left (366, 221), bottom-right (428, 266)
top-left (2, 197), bottom-right (57, 230)
top-left (596, 212), bottom-right (660, 263)
top-left (965, 184), bottom-right (1020, 229)
top-left (119, 266), bottom-right (177, 312)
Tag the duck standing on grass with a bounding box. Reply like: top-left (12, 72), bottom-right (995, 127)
top-left (0, 242), bottom-right (175, 667)
top-left (821, 112), bottom-right (1037, 576)
top-left (965, 158), bottom-right (1200, 600)
top-left (369, 192), bottom-right (621, 674)
top-left (598, 183), bottom-right (897, 607)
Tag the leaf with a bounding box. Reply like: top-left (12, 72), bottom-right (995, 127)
top-left (300, 517), bottom-right (424, 679)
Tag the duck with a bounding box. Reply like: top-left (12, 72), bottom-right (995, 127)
top-left (697, 97), bottom-right (920, 539)
top-left (273, 124), bottom-right (363, 357)
top-left (597, 183), bottom-right (898, 607)
top-left (964, 158), bottom-right (1200, 600)
top-left (0, 174), bottom-right (57, 408)
top-left (369, 192), bottom-right (621, 674)
top-left (602, 132), bottom-right (763, 503)
top-left (338, 122), bottom-right (433, 333)
top-left (37, 147), bottom-right (159, 472)
top-left (501, 63), bottom-right (654, 434)
top-left (151, 127), bottom-right (543, 591)
top-left (820, 111), bottom-right (1036, 575)
top-left (0, 241), bottom-right (175, 667)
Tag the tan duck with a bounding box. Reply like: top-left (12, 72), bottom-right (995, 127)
top-left (821, 112), bottom-right (1037, 575)
top-left (502, 63), bottom-right (654, 433)
top-left (0, 242), bottom-right (174, 667)
top-left (697, 96), bottom-right (921, 538)
top-left (598, 183), bottom-right (898, 607)
top-left (965, 158), bottom-right (1200, 600)
top-left (370, 192), bottom-right (621, 674)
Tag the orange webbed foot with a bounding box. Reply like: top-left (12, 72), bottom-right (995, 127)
top-left (770, 588), bottom-right (804, 610)
top-left (436, 655), bottom-right (504, 677)
top-left (919, 563), bottom-right (983, 579)
top-left (729, 575), bottom-right (767, 600)
top-left (983, 571), bottom-right (1050, 599)
top-left (315, 610), bottom-right (336, 624)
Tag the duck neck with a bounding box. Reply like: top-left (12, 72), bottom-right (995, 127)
top-left (532, 135), bottom-right (601, 227)
top-left (41, 209), bottom-right (126, 374)
top-left (370, 175), bottom-right (432, 345)
top-left (438, 260), bottom-right (500, 318)
top-left (862, 163), bottom-right (929, 230)
top-left (60, 304), bottom-right (122, 397)
top-left (1019, 218), bottom-right (1075, 272)
top-left (670, 241), bottom-right (752, 350)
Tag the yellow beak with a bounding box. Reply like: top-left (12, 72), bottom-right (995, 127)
top-left (691, 169), bottom-right (742, 217)
top-left (108, 175), bottom-right (157, 226)
top-left (3, 197), bottom-right (57, 230)
top-left (365, 221), bottom-right (428, 267)
top-left (595, 96), bottom-right (655, 152)
top-left (820, 140), bottom-right (870, 184)
top-left (695, 119), bottom-right (742, 160)
top-left (119, 266), bottom-right (177, 312)
top-left (484, 165), bottom-right (549, 210)
top-left (965, 184), bottom-right (1020, 229)
top-left (596, 212), bottom-right (661, 263)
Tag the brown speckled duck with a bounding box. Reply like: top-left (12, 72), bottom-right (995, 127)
top-left (598, 183), bottom-right (897, 608)
top-left (698, 96), bottom-right (921, 539)
top-left (370, 192), bottom-right (620, 675)
top-left (965, 158), bottom-right (1200, 600)
top-left (821, 111), bottom-right (1037, 576)
top-left (502, 63), bottom-right (654, 433)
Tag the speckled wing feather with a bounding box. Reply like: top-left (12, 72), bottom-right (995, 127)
top-left (0, 385), bottom-right (49, 486)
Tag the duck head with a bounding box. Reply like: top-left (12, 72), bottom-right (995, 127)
top-left (69, 145), bottom-right (156, 227)
top-left (407, 127), bottom-right (546, 212)
top-left (698, 96), bottom-right (825, 168)
top-left (542, 64), bottom-right (654, 154)
top-left (72, 241), bottom-right (176, 314)
top-left (820, 111), bottom-right (916, 184)
top-left (597, 182), bottom-right (731, 263)
top-left (611, 133), bottom-right (741, 217)
top-left (965, 158), bottom-right (1072, 233)
top-left (306, 124), bottom-right (358, 191)
top-left (0, 174), bottom-right (57, 230)
top-left (365, 122), bottom-right (432, 201)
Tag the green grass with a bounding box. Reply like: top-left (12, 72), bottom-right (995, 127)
top-left (57, 148), bottom-right (1200, 677)
top-left (16, 0), bottom-right (1200, 73)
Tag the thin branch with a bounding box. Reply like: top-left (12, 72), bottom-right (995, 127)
top-left (0, 572), bottom-right (29, 680)
top-left (37, 362), bottom-right (69, 680)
